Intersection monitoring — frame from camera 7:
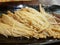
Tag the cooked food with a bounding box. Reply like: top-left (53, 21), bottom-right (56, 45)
top-left (0, 5), bottom-right (60, 39)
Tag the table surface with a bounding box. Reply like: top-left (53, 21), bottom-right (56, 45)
top-left (0, 0), bottom-right (31, 2)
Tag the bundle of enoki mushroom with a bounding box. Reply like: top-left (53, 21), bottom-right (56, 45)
top-left (0, 5), bottom-right (60, 39)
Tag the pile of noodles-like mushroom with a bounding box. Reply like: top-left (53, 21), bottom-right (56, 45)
top-left (0, 5), bottom-right (60, 39)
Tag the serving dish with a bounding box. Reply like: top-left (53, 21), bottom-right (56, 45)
top-left (0, 4), bottom-right (60, 45)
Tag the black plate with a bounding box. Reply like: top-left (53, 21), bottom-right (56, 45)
top-left (0, 34), bottom-right (60, 45)
top-left (44, 5), bottom-right (60, 13)
top-left (0, 4), bottom-right (60, 45)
